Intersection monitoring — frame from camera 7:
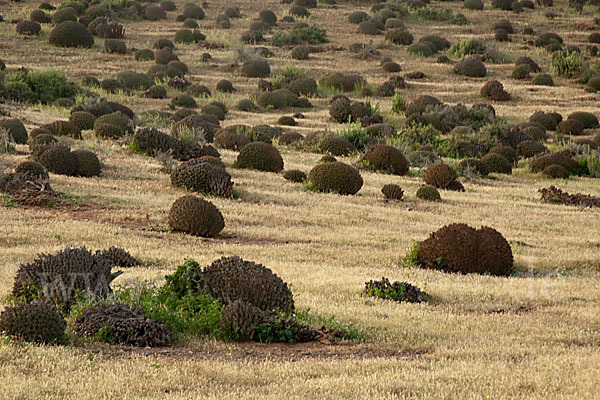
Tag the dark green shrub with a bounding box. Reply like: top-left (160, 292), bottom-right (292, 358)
top-left (175, 29), bottom-right (205, 44)
top-left (258, 9), bottom-right (277, 25)
top-left (283, 77), bottom-right (317, 97)
top-left (290, 5), bottom-right (310, 18)
top-left (459, 158), bottom-right (489, 176)
top-left (416, 185), bottom-right (441, 201)
top-left (385, 29), bottom-right (414, 46)
top-left (278, 131), bottom-right (304, 145)
top-left (481, 153), bottom-right (512, 174)
top-left (0, 303), bottom-right (66, 344)
top-left (133, 127), bottom-right (183, 157)
top-left (511, 64), bottom-right (531, 79)
top-left (38, 145), bottom-right (77, 175)
top-left (257, 89), bottom-right (299, 109)
top-left (416, 223), bottom-right (513, 275)
top-left (319, 135), bottom-right (355, 156)
top-left (30, 9), bottom-right (51, 23)
top-left (532, 74), bottom-right (554, 86)
top-left (517, 140), bottom-right (547, 158)
top-left (16, 20), bottom-right (41, 35)
top-left (291, 45), bottom-right (310, 60)
top-left (168, 195), bottom-right (224, 237)
top-left (489, 145), bottom-right (517, 164)
top-left (241, 58), bottom-right (271, 78)
top-left (272, 25), bottom-right (327, 46)
top-left (5, 69), bottom-right (79, 105)
top-left (72, 149), bottom-right (101, 177)
top-left (69, 111), bottom-right (96, 130)
top-left (283, 169), bottom-right (306, 183)
top-left (183, 4), bottom-right (205, 19)
top-left (407, 43), bottom-right (433, 57)
top-left (348, 11), bottom-right (369, 24)
top-left (116, 71), bottom-right (152, 90)
top-left (529, 111), bottom-right (558, 131)
top-left (52, 7), bottom-right (78, 24)
top-left (145, 5), bottom-right (167, 20)
top-left (363, 278), bottom-right (425, 303)
top-left (171, 95), bottom-right (197, 109)
top-left (329, 98), bottom-right (352, 123)
top-left (530, 151), bottom-right (577, 173)
top-left (557, 119), bottom-right (585, 136)
top-left (319, 73), bottom-right (364, 92)
top-left (277, 116), bottom-right (296, 126)
top-left (142, 84), bottom-right (167, 99)
top-left (236, 142), bottom-right (284, 172)
top-left (172, 114), bottom-right (218, 143)
top-left (0, 118), bottom-right (28, 144)
top-left (358, 21), bottom-right (380, 35)
top-left (214, 131), bottom-right (250, 150)
top-left (187, 84), bottom-right (211, 97)
top-left (154, 48), bottom-right (179, 65)
top-left (308, 161), bottom-right (363, 195)
top-left (568, 112), bottom-right (599, 129)
top-left (49, 21), bottom-right (94, 48)
top-left (464, 0), bottom-right (484, 10)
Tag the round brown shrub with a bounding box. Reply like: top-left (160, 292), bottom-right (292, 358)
top-left (105, 39), bottom-right (127, 54)
top-left (557, 119), bottom-right (585, 136)
top-left (16, 20), bottom-right (41, 35)
top-left (258, 9), bottom-right (277, 26)
top-left (236, 142), bottom-right (284, 172)
top-left (145, 5), bottom-right (167, 20)
top-left (168, 195), bottom-right (224, 237)
top-left (364, 145), bottom-right (409, 175)
top-left (171, 158), bottom-right (233, 196)
top-left (241, 58), bottom-right (271, 78)
top-left (381, 183), bottom-right (404, 200)
top-left (358, 20), bottom-right (380, 35)
top-left (543, 164), bottom-right (569, 179)
top-left (517, 140), bottom-right (547, 158)
top-left (385, 29), bottom-right (413, 45)
top-left (489, 145), bottom-right (517, 164)
top-left (214, 131), bottom-right (250, 151)
top-left (480, 80), bottom-right (510, 101)
top-left (49, 21), bottom-right (94, 48)
top-left (530, 151), bottom-right (577, 173)
top-left (39, 146), bottom-right (77, 175)
top-left (69, 111), bottom-right (96, 130)
top-left (308, 161), bottom-right (363, 195)
top-left (454, 57), bottom-right (486, 77)
top-left (459, 158), bottom-right (489, 176)
top-left (567, 112), bottom-right (599, 129)
top-left (423, 162), bottom-right (457, 189)
top-left (348, 11), bottom-right (369, 24)
top-left (0, 302), bottom-right (66, 344)
top-left (417, 223), bottom-right (513, 275)
top-left (283, 169), bottom-right (307, 183)
top-left (319, 135), bottom-right (356, 156)
top-left (72, 149), bottom-right (101, 177)
top-left (0, 118), bottom-right (28, 144)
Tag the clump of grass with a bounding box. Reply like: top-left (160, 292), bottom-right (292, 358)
top-left (552, 51), bottom-right (585, 77)
top-left (391, 94), bottom-right (407, 114)
top-left (337, 121), bottom-right (370, 151)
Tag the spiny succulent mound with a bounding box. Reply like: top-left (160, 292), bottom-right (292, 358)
top-left (283, 169), bottom-right (307, 183)
top-left (363, 277), bottom-right (425, 303)
top-left (69, 111), bottom-right (96, 130)
top-left (423, 162), bottom-right (459, 189)
top-left (454, 57), bottom-right (486, 77)
top-left (530, 151), bottom-right (577, 173)
top-left (481, 153), bottom-right (512, 174)
top-left (517, 140), bottom-right (547, 158)
top-left (381, 183), bottom-right (404, 200)
top-left (329, 98), bottom-right (352, 123)
top-left (72, 149), bottom-right (102, 177)
top-left (256, 89), bottom-right (299, 109)
top-left (214, 131), bottom-right (250, 151)
top-left (0, 302), bottom-right (66, 344)
top-left (12, 246), bottom-right (121, 310)
top-left (170, 158), bottom-right (233, 197)
top-left (133, 127), bottom-right (183, 157)
top-left (42, 120), bottom-right (82, 139)
top-left (96, 246), bottom-right (141, 268)
top-left (416, 185), bottom-right (441, 201)
top-left (385, 28), bottom-right (413, 45)
top-left (417, 223), bottom-right (513, 275)
top-left (364, 144), bottom-right (409, 175)
top-left (201, 256), bottom-right (294, 312)
top-left (38, 145), bottom-right (78, 176)
top-left (236, 142), bottom-right (284, 172)
top-left (172, 114), bottom-right (218, 142)
top-left (543, 164), bottom-right (570, 179)
top-left (489, 145), bottom-right (517, 164)
top-left (16, 20), bottom-right (41, 35)
top-left (75, 303), bottom-right (172, 347)
top-left (278, 131), bottom-right (304, 145)
top-left (168, 195), bottom-right (225, 237)
top-left (0, 118), bottom-right (28, 144)
top-left (567, 112), bottom-right (599, 129)
top-left (49, 21), bottom-right (94, 48)
top-left (319, 135), bottom-right (356, 156)
top-left (241, 58), bottom-right (271, 78)
top-left (15, 161), bottom-right (49, 180)
top-left (308, 161), bottom-right (363, 195)
top-left (480, 80), bottom-right (510, 101)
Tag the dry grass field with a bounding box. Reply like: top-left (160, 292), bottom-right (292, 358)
top-left (1, 0), bottom-right (600, 398)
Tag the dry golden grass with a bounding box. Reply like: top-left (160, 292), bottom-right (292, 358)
top-left (1, 0), bottom-right (600, 398)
